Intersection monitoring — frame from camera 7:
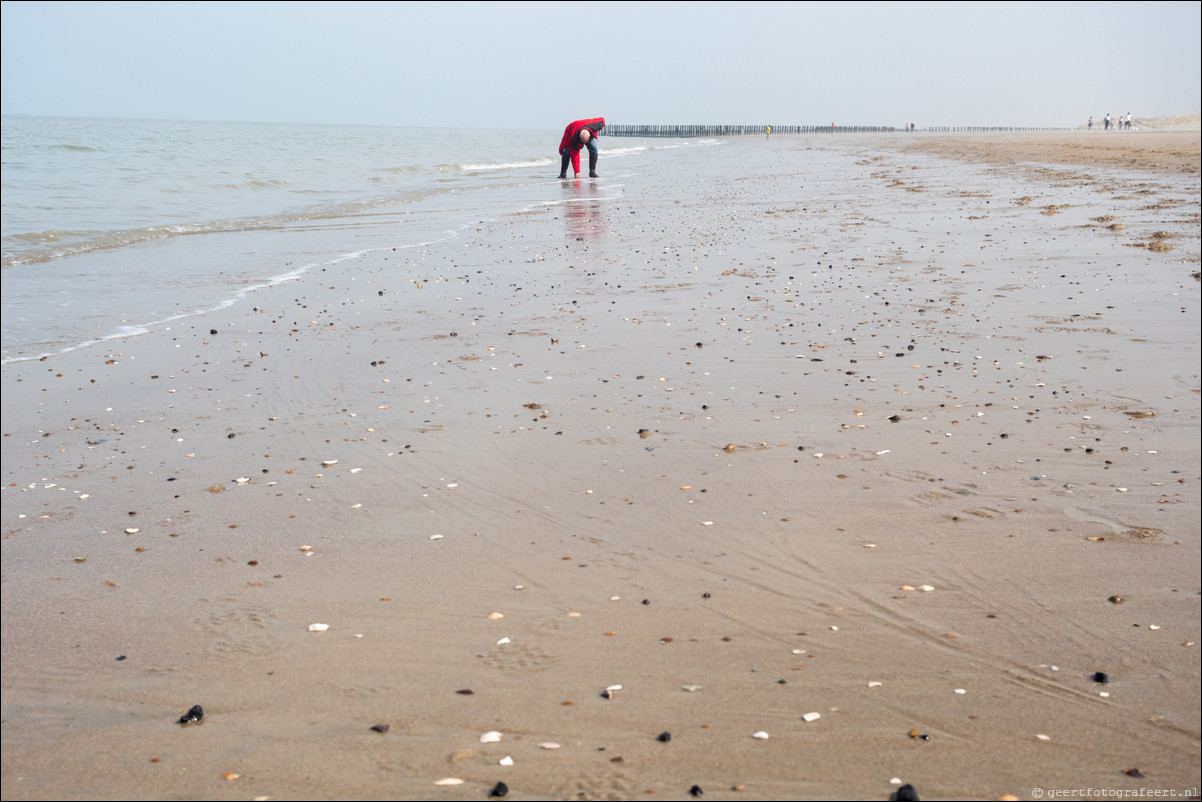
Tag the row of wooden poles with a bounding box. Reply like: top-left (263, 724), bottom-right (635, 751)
top-left (603, 124), bottom-right (1073, 137)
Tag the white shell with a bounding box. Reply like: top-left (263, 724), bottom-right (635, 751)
top-left (538, 742), bottom-right (561, 750)
top-left (433, 778), bottom-right (464, 786)
top-left (499, 756), bottom-right (514, 767)
top-left (307, 623), bottom-right (329, 632)
top-left (479, 731), bottom-right (503, 743)
top-left (752, 731), bottom-right (770, 739)
top-left (802, 712), bottom-right (821, 722)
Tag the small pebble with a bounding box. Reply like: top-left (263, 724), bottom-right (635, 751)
top-left (1092, 672), bottom-right (1110, 683)
top-left (689, 785), bottom-right (704, 797)
top-left (489, 781), bottom-right (510, 798)
top-left (370, 723), bottom-right (390, 733)
top-left (656, 731), bottom-right (672, 742)
top-left (178, 705), bottom-right (204, 724)
top-left (892, 784), bottom-right (920, 802)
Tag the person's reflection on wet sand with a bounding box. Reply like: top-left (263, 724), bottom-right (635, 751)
top-left (561, 179), bottom-right (608, 240)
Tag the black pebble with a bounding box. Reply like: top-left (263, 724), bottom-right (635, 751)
top-left (689, 785), bottom-right (704, 797)
top-left (178, 705), bottom-right (204, 724)
top-left (892, 784), bottom-right (920, 802)
top-left (656, 731), bottom-right (672, 742)
top-left (489, 781), bottom-right (509, 798)
top-left (641, 599), bottom-right (651, 605)
top-left (115, 655), bottom-right (127, 661)
top-left (1092, 671), bottom-right (1110, 683)
top-left (702, 592), bottom-right (711, 598)
top-left (370, 723), bottom-right (390, 733)
top-left (210, 329), bottom-right (217, 335)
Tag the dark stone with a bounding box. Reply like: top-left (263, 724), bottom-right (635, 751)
top-left (689, 785), bottom-right (704, 797)
top-left (489, 781), bottom-right (509, 798)
top-left (656, 731), bottom-right (671, 742)
top-left (178, 705), bottom-right (204, 724)
top-left (892, 784), bottom-right (920, 802)
top-left (1092, 671), bottom-right (1110, 683)
top-left (370, 723), bottom-right (390, 733)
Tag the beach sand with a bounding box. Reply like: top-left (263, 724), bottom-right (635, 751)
top-left (3, 131), bottom-right (1199, 801)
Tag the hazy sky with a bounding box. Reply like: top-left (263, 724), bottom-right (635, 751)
top-left (2, 1), bottom-right (1198, 129)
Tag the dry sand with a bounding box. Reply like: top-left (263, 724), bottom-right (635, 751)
top-left (3, 131), bottom-right (1199, 801)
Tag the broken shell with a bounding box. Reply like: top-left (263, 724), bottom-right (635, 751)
top-left (322, 460), bottom-right (338, 467)
top-left (752, 731), bottom-right (770, 739)
top-left (479, 731), bottom-right (503, 743)
top-left (307, 623), bottom-right (329, 632)
top-left (433, 778), bottom-right (465, 786)
top-left (488, 612), bottom-right (504, 620)
top-left (802, 712), bottom-right (821, 722)
top-left (499, 756), bottom-right (514, 766)
top-left (538, 742), bottom-right (561, 750)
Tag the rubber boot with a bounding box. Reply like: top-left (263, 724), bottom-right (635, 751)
top-left (588, 152), bottom-right (599, 178)
top-left (558, 149), bottom-right (570, 179)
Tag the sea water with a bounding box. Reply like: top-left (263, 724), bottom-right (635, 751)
top-left (1, 116), bottom-right (678, 362)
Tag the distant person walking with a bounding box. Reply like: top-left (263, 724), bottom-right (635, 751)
top-left (766, 125), bottom-right (771, 140)
top-left (558, 117), bottom-right (606, 179)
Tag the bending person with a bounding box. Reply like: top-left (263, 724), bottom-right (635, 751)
top-left (558, 117), bottom-right (605, 179)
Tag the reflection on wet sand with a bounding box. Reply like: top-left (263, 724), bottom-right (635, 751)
top-left (561, 179), bottom-right (608, 239)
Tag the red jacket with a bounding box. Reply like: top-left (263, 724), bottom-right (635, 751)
top-left (558, 117), bottom-right (605, 173)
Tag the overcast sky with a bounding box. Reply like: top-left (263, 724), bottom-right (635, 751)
top-left (2, 1), bottom-right (1198, 129)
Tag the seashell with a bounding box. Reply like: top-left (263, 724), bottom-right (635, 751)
top-left (235, 477), bottom-right (250, 484)
top-left (1035, 734), bottom-right (1051, 741)
top-left (125, 528), bottom-right (140, 534)
top-left (479, 731), bottom-right (503, 743)
top-left (433, 778), bottom-right (464, 786)
top-left (497, 637), bottom-right (510, 645)
top-left (538, 742), bottom-right (561, 750)
top-left (322, 460), bottom-right (338, 467)
top-left (802, 712), bottom-right (821, 722)
top-left (682, 685), bottom-right (703, 692)
top-left (867, 681), bottom-right (883, 688)
top-left (488, 612), bottom-right (504, 620)
top-left (752, 731), bottom-right (770, 739)
top-left (307, 623), bottom-right (329, 632)
top-left (498, 755), bottom-right (514, 766)
top-left (430, 534), bottom-right (444, 540)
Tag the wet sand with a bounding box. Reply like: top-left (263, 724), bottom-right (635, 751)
top-left (3, 131), bottom-right (1199, 801)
